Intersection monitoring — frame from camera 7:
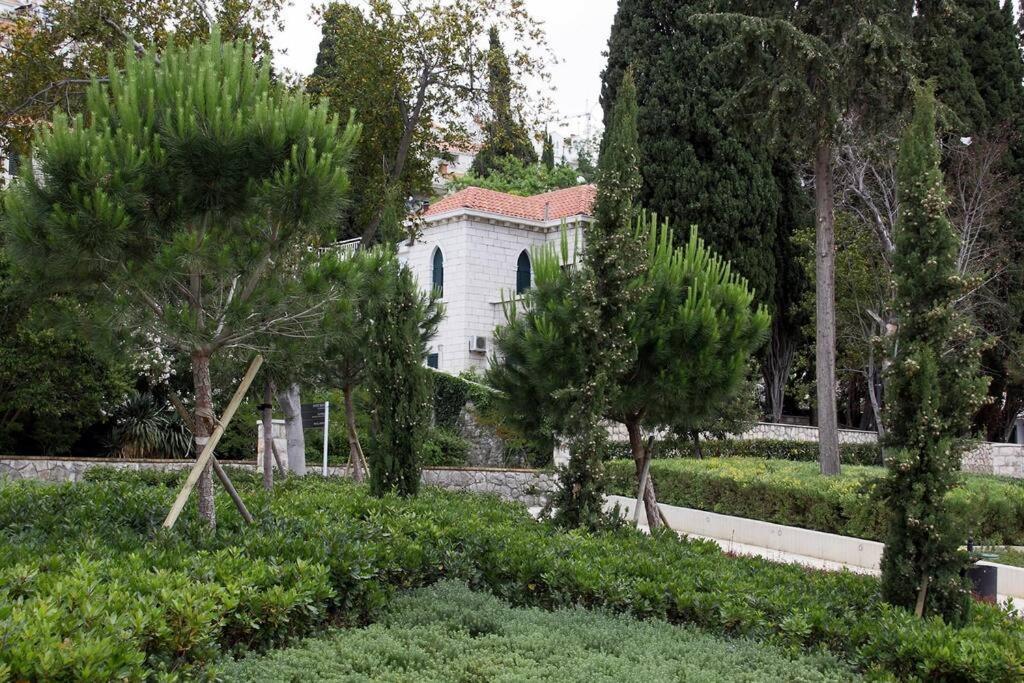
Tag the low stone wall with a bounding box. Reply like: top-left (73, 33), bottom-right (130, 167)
top-left (962, 443), bottom-right (1024, 478)
top-left (737, 422), bottom-right (879, 445)
top-left (1, 457), bottom-right (558, 507)
top-left (0, 456), bottom-right (256, 483)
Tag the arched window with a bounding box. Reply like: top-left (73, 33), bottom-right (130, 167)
top-left (516, 250), bottom-right (531, 294)
top-left (432, 247), bottom-right (444, 297)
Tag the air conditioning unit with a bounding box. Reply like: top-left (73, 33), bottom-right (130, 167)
top-left (468, 336), bottom-right (488, 353)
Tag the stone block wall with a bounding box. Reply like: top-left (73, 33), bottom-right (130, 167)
top-left (0, 456), bottom-right (234, 483)
top-left (736, 422), bottom-right (879, 445)
top-left (1, 456), bottom-right (559, 507)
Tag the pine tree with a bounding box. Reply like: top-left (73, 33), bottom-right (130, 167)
top-left (472, 26), bottom-right (537, 176)
top-left (602, 0), bottom-right (807, 425)
top-left (914, 0), bottom-right (987, 130)
top-left (880, 85), bottom-right (988, 623)
top-left (490, 71), bottom-right (769, 528)
top-left (2, 31), bottom-right (358, 526)
top-left (541, 132), bottom-right (555, 170)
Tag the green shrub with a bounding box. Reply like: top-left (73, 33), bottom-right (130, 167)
top-left (605, 457), bottom-right (1024, 544)
top-left (219, 580), bottom-right (858, 682)
top-left (609, 437), bottom-right (885, 466)
top-left (0, 474), bottom-right (1021, 680)
top-left (420, 428), bottom-right (470, 467)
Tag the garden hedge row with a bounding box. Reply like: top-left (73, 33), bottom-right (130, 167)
top-left (605, 438), bottom-right (885, 466)
top-left (605, 457), bottom-right (1024, 544)
top-left (0, 471), bottom-right (1021, 680)
top-left (221, 580), bottom-right (857, 682)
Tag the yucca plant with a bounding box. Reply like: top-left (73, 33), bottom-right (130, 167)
top-left (109, 392), bottom-right (193, 460)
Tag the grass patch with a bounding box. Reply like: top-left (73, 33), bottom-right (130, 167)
top-left (220, 580), bottom-right (858, 682)
top-left (606, 457), bottom-right (1024, 544)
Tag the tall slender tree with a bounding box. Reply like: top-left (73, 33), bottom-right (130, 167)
top-left (880, 85), bottom-right (987, 622)
top-left (2, 32), bottom-right (358, 525)
top-left (697, 3), bottom-right (914, 474)
top-left (472, 26), bottom-right (538, 177)
top-left (365, 257), bottom-right (442, 497)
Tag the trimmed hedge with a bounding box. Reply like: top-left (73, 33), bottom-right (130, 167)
top-left (221, 580), bottom-right (858, 682)
top-left (606, 457), bottom-right (1024, 544)
top-left (605, 437), bottom-right (885, 466)
top-left (0, 472), bottom-right (1022, 680)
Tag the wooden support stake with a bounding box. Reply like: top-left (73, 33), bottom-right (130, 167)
top-left (168, 388), bottom-right (254, 525)
top-left (211, 459), bottom-right (254, 524)
top-left (270, 440), bottom-right (288, 477)
top-left (163, 355), bottom-right (264, 529)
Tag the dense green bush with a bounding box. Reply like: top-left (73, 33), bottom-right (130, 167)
top-left (0, 472), bottom-right (1021, 680)
top-left (607, 437), bottom-right (884, 466)
top-left (420, 428), bottom-right (470, 467)
top-left (605, 457), bottom-right (1024, 544)
top-left (220, 580), bottom-right (857, 682)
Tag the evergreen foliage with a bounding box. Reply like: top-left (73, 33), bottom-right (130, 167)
top-left (491, 70), bottom-right (768, 528)
top-left (308, 4), bottom-right (432, 241)
top-left (449, 156), bottom-right (581, 196)
top-left (1, 31), bottom-right (358, 524)
top-left (541, 131), bottom-right (555, 170)
top-left (879, 85), bottom-right (988, 623)
top-left (366, 256), bottom-right (442, 497)
top-left (472, 26), bottom-right (537, 176)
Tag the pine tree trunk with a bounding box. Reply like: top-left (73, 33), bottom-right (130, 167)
top-left (626, 419), bottom-right (661, 529)
top-left (343, 384), bottom-right (366, 482)
top-left (814, 142), bottom-right (841, 476)
top-left (277, 383), bottom-right (306, 475)
top-left (191, 349), bottom-right (216, 527)
top-left (262, 380), bottom-right (274, 490)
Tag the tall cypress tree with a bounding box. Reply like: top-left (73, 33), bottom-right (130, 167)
top-left (880, 85), bottom-right (987, 622)
top-left (472, 26), bottom-right (537, 176)
top-left (602, 0), bottom-right (807, 424)
top-left (541, 132), bottom-right (555, 170)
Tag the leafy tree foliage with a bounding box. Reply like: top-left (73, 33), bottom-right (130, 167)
top-left (0, 0), bottom-right (286, 171)
top-left (310, 0), bottom-right (549, 245)
top-left (308, 4), bottom-right (431, 241)
top-left (2, 32), bottom-right (358, 525)
top-left (880, 86), bottom-right (987, 623)
top-left (449, 156), bottom-right (582, 196)
top-left (366, 257), bottom-right (442, 497)
top-left (698, 2), bottom-right (914, 474)
top-left (472, 26), bottom-right (537, 176)
top-left (0, 253), bottom-right (131, 454)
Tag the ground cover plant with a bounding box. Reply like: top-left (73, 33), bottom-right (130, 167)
top-left (0, 472), bottom-right (1021, 680)
top-left (605, 457), bottom-right (1024, 545)
top-left (220, 580), bottom-right (859, 682)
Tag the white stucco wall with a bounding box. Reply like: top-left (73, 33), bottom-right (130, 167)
top-left (398, 212), bottom-right (589, 374)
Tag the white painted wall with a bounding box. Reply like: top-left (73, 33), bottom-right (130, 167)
top-left (398, 213), bottom-right (589, 374)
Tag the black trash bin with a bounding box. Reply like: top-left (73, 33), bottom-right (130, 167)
top-left (966, 563), bottom-right (998, 603)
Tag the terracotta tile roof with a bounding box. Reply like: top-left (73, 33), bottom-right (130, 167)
top-left (424, 184), bottom-right (596, 222)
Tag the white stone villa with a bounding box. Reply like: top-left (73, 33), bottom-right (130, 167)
top-left (397, 184), bottom-right (596, 373)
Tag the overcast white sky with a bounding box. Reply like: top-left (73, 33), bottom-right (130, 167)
top-left (271, 0), bottom-right (620, 148)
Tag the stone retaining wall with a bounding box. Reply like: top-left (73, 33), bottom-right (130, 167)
top-left (0, 457), bottom-right (558, 507)
top-left (737, 422), bottom-right (878, 445)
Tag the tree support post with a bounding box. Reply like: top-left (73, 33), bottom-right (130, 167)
top-left (163, 355), bottom-right (263, 529)
top-left (168, 388), bottom-right (254, 525)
